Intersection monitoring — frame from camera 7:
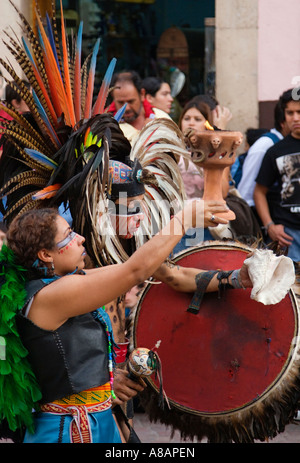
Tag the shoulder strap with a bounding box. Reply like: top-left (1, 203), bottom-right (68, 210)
top-left (261, 132), bottom-right (280, 144)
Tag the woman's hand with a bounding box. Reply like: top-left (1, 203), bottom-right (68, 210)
top-left (179, 199), bottom-right (230, 230)
top-left (212, 105), bottom-right (232, 130)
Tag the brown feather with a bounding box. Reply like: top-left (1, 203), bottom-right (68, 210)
top-left (9, 0), bottom-right (50, 94)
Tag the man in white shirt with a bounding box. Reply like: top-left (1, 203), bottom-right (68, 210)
top-left (238, 95), bottom-right (290, 207)
top-left (107, 71), bottom-right (171, 144)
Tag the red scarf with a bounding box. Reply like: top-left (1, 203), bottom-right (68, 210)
top-left (106, 99), bottom-right (155, 119)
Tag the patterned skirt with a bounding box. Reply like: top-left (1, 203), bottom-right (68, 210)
top-left (23, 383), bottom-right (122, 443)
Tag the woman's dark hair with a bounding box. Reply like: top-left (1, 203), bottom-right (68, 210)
top-left (141, 77), bottom-right (164, 97)
top-left (6, 208), bottom-right (58, 277)
top-left (0, 221), bottom-right (7, 233)
top-left (178, 99), bottom-right (213, 129)
top-left (190, 94), bottom-right (219, 110)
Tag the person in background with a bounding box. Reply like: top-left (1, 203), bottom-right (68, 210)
top-left (4, 81), bottom-right (31, 113)
top-left (254, 89), bottom-right (300, 263)
top-left (107, 71), bottom-right (170, 144)
top-left (141, 76), bottom-right (173, 115)
top-left (238, 93), bottom-right (290, 212)
top-left (173, 98), bottom-right (232, 251)
top-left (176, 97), bottom-right (262, 250)
top-left (190, 94), bottom-right (232, 130)
top-left (177, 98), bottom-right (231, 203)
top-left (231, 128), bottom-right (269, 188)
top-left (0, 80), bottom-right (31, 156)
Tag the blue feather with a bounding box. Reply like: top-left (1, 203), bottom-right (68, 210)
top-left (37, 25), bottom-right (46, 54)
top-left (32, 89), bottom-right (61, 147)
top-left (92, 57), bottom-right (117, 115)
top-left (22, 37), bottom-right (39, 73)
top-left (90, 38), bottom-right (100, 71)
top-left (103, 57), bottom-right (116, 87)
top-left (77, 21), bottom-right (83, 55)
top-left (24, 148), bottom-right (58, 171)
top-left (114, 104), bottom-right (127, 122)
top-left (45, 12), bottom-right (62, 78)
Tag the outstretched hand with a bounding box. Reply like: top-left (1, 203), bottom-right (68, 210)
top-left (182, 199), bottom-right (230, 230)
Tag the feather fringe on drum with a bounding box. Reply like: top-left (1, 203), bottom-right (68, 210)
top-left (131, 240), bottom-right (300, 443)
top-left (137, 348), bottom-right (300, 443)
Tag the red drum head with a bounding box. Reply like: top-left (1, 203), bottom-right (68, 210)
top-left (133, 243), bottom-right (299, 420)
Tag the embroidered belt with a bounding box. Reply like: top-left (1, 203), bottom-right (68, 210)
top-left (40, 383), bottom-right (112, 443)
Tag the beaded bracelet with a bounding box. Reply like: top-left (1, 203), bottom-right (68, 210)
top-left (231, 269), bottom-right (245, 289)
top-left (263, 221), bottom-right (274, 232)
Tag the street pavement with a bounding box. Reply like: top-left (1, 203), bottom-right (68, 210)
top-left (133, 411), bottom-right (300, 443)
top-left (1, 411), bottom-right (299, 444)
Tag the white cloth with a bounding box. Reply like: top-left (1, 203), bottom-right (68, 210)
top-left (238, 129), bottom-right (283, 207)
top-left (244, 249), bottom-right (295, 305)
top-left (119, 108), bottom-right (172, 145)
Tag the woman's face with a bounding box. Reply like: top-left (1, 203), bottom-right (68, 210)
top-left (111, 194), bottom-right (145, 239)
top-left (147, 83), bottom-right (173, 114)
top-left (52, 216), bottom-right (86, 275)
top-left (180, 107), bottom-right (207, 134)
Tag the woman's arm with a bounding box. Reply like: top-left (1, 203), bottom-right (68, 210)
top-left (30, 200), bottom-right (230, 329)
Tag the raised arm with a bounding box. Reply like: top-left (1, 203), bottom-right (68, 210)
top-left (30, 200), bottom-right (230, 329)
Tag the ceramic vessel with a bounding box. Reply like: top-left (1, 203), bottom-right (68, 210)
top-left (185, 130), bottom-right (243, 220)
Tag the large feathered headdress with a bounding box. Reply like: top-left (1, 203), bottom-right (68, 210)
top-left (0, 0), bottom-right (191, 267)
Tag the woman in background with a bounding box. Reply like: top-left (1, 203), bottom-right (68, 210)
top-left (141, 77), bottom-right (173, 115)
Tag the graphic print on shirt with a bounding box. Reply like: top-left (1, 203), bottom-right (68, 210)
top-left (276, 151), bottom-right (300, 212)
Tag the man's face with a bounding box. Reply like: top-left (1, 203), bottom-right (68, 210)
top-left (112, 82), bottom-right (143, 123)
top-left (111, 194), bottom-right (145, 239)
top-left (284, 100), bottom-right (300, 139)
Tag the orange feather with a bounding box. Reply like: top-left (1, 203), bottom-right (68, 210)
top-left (32, 184), bottom-right (62, 200)
top-left (60, 0), bottom-right (76, 126)
top-left (35, 10), bottom-right (71, 126)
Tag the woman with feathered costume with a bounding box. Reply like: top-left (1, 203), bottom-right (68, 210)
top-left (0, 0), bottom-right (255, 445)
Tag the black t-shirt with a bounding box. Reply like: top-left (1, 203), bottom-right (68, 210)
top-left (256, 134), bottom-right (300, 229)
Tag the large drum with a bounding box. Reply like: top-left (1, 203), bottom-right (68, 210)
top-left (132, 242), bottom-right (300, 443)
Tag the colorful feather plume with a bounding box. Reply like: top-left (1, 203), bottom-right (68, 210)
top-left (0, 0), bottom-right (116, 222)
top-left (0, 1), bottom-right (191, 269)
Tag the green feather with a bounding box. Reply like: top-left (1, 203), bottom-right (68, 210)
top-left (0, 245), bottom-right (42, 434)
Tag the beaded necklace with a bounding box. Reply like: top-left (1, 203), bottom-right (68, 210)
top-left (92, 307), bottom-right (117, 400)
